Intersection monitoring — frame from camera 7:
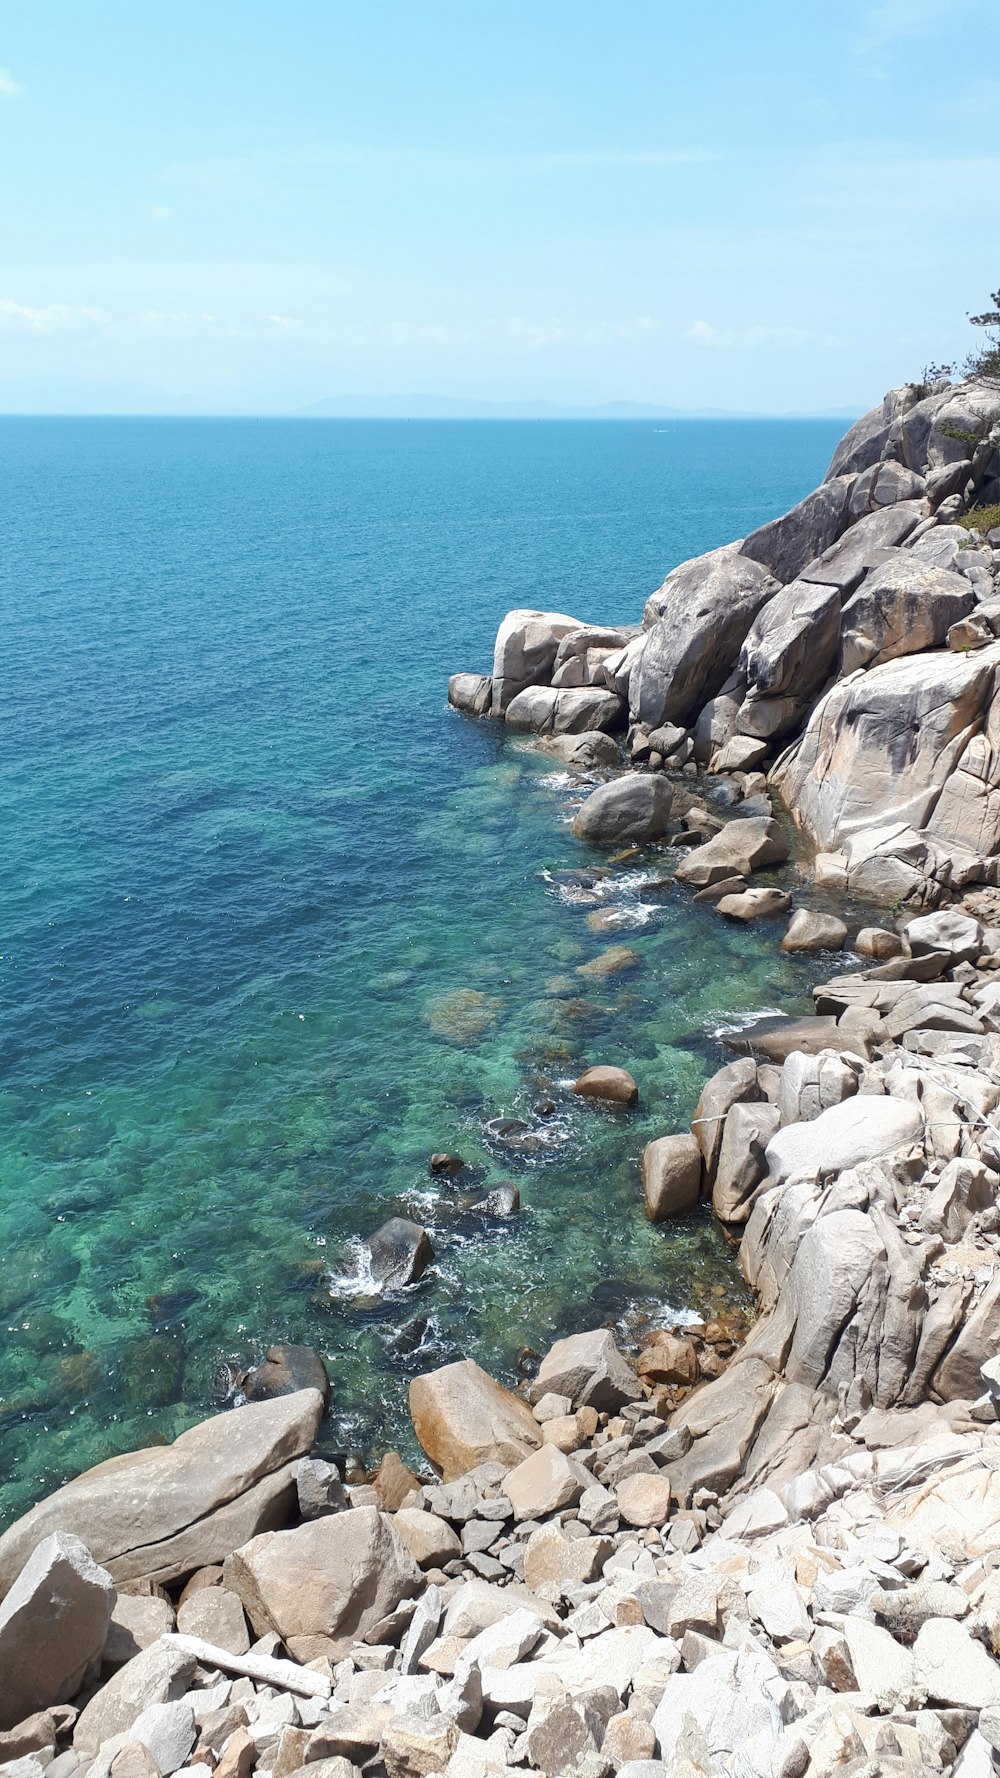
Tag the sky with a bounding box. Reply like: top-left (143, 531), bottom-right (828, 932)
top-left (0, 1), bottom-right (997, 415)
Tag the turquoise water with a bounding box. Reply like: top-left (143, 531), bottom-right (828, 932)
top-left (0, 416), bottom-right (845, 1524)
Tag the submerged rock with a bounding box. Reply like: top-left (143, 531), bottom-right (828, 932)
top-left (242, 1343), bottom-right (331, 1410)
top-left (572, 1065), bottom-right (639, 1106)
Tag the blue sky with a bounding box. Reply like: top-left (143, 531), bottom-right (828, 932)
top-left (0, 1), bottom-right (997, 413)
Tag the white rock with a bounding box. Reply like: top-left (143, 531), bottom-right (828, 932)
top-left (914, 1616), bottom-right (1000, 1708)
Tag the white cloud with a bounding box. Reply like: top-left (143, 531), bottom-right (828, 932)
top-left (0, 67), bottom-right (20, 96)
top-left (0, 300), bottom-right (109, 332)
top-left (687, 321), bottom-right (842, 351)
top-left (857, 0), bottom-right (962, 54)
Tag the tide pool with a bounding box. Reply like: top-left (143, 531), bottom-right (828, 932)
top-left (0, 415), bottom-right (847, 1525)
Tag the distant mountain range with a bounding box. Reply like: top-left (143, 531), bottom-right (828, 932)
top-left (298, 393), bottom-right (864, 421)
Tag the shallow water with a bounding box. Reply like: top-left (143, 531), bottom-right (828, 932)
top-left (0, 416), bottom-right (847, 1523)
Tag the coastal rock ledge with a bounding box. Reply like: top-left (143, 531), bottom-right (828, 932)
top-left (451, 372), bottom-right (1000, 908)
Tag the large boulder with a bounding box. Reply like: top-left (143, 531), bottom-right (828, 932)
top-left (550, 625), bottom-right (639, 688)
top-left (0, 1533), bottom-right (115, 1729)
top-left (504, 685), bottom-right (624, 735)
top-left (742, 478), bottom-right (854, 584)
top-left (74, 1641), bottom-right (197, 1755)
top-left (224, 1506), bottom-right (420, 1659)
top-left (631, 548), bottom-right (777, 726)
top-left (673, 816), bottom-right (788, 888)
top-left (712, 1102), bottom-right (781, 1224)
top-left (491, 611), bottom-right (584, 715)
top-left (691, 1057), bottom-right (761, 1181)
top-left (641, 1134), bottom-right (702, 1221)
top-left (801, 504), bottom-right (925, 592)
top-left (571, 774), bottom-right (673, 845)
top-left (528, 1329), bottom-right (641, 1412)
top-left (364, 1218), bottom-right (435, 1289)
top-left (739, 578), bottom-right (841, 706)
top-left (771, 643), bottom-right (1000, 861)
top-left (0, 1390), bottom-right (325, 1595)
top-left (782, 1208), bottom-right (888, 1389)
top-left (764, 1095), bottom-right (924, 1185)
top-left (839, 558), bottom-right (975, 673)
top-left (409, 1359), bottom-right (541, 1481)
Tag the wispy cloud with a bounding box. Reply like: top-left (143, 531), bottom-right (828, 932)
top-left (0, 67), bottom-right (20, 97)
top-left (856, 0), bottom-right (963, 56)
top-left (687, 321), bottom-right (842, 352)
top-left (0, 300), bottom-right (109, 332)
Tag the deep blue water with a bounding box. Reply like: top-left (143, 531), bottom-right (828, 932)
top-left (0, 416), bottom-right (845, 1524)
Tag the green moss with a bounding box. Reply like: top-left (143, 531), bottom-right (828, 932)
top-left (958, 503), bottom-right (1000, 535)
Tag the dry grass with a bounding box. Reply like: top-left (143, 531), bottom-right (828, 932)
top-left (958, 503), bottom-right (1000, 536)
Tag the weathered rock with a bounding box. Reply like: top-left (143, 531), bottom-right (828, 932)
top-left (782, 1208), bottom-right (887, 1389)
top-left (636, 1331), bottom-right (698, 1386)
top-left (743, 478), bottom-right (854, 583)
top-left (776, 1048), bottom-right (860, 1126)
top-left (905, 908), bottom-right (983, 963)
top-left (764, 1094), bottom-right (923, 1184)
top-left (522, 1525), bottom-right (612, 1593)
top-left (632, 548), bottom-right (778, 725)
top-left (490, 610), bottom-right (584, 715)
top-left (394, 1509), bottom-right (462, 1569)
top-left (175, 1584), bottom-right (249, 1654)
top-left (572, 1065), bottom-right (638, 1106)
top-left (295, 1456), bottom-right (348, 1521)
top-left (470, 1182), bottom-right (520, 1218)
top-left (502, 1444), bottom-right (589, 1519)
top-left (0, 1533), bottom-right (115, 1729)
top-left (716, 887), bottom-right (791, 922)
top-left (242, 1344), bottom-right (331, 1409)
top-left (448, 673), bottom-right (492, 717)
top-left (105, 1592), bottom-right (176, 1665)
top-left (651, 1646), bottom-right (793, 1775)
top-left (740, 577), bottom-right (841, 705)
top-left (772, 643), bottom-right (1000, 878)
top-left (540, 731), bottom-right (622, 770)
top-left (74, 1642), bottom-right (197, 1754)
top-left (673, 816), bottom-right (788, 888)
top-left (0, 1392), bottom-right (324, 1594)
top-left (382, 1713), bottom-right (459, 1778)
top-left (691, 1057), bottom-right (761, 1181)
top-left (365, 1218), bottom-right (436, 1289)
top-left (840, 558), bottom-right (975, 671)
top-left (525, 1685), bottom-right (619, 1777)
top-left (615, 1473), bottom-right (672, 1528)
top-left (571, 774), bottom-right (673, 845)
top-left (712, 1101), bottom-right (781, 1224)
top-left (723, 1013), bottom-right (844, 1063)
top-left (505, 684), bottom-right (624, 735)
top-left (223, 1506), bottom-right (421, 1658)
top-left (780, 909), bottom-right (848, 953)
top-left (855, 925), bottom-right (905, 959)
top-left (914, 1617), bottom-right (1000, 1709)
top-left (373, 1450), bottom-right (420, 1513)
top-left (409, 1359), bottom-right (541, 1481)
top-left (641, 1134), bottom-right (702, 1221)
top-left (529, 1329), bottom-right (642, 1412)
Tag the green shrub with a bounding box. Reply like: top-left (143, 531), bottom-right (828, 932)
top-left (958, 502), bottom-right (1000, 535)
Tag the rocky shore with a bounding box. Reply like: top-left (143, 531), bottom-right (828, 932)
top-left (5, 377), bottom-right (1000, 1778)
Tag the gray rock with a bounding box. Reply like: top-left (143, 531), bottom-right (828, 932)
top-left (742, 477), bottom-right (854, 583)
top-left (764, 1094), bottom-right (923, 1185)
top-left (223, 1505), bottom-right (421, 1660)
top-left (712, 1101), bottom-right (781, 1224)
top-left (784, 1208), bottom-right (887, 1389)
top-left (776, 1049), bottom-right (860, 1126)
top-left (175, 1584), bottom-right (249, 1653)
top-left (0, 1533), bottom-right (115, 1730)
top-left (505, 685), bottom-right (625, 735)
top-left (691, 1058), bottom-right (761, 1181)
top-left (529, 1329), bottom-right (642, 1412)
top-left (490, 610), bottom-right (584, 714)
top-left (632, 547), bottom-right (777, 726)
top-left (0, 1391), bottom-right (324, 1593)
top-left (364, 1218), bottom-right (435, 1289)
top-left (802, 502), bottom-right (925, 590)
top-left (295, 1456), bottom-right (348, 1521)
top-left (241, 1344), bottom-right (331, 1409)
top-left (104, 1592), bottom-right (176, 1666)
top-left (641, 1134), bottom-right (702, 1222)
top-left (540, 731), bottom-right (622, 770)
top-left (74, 1642), bottom-right (197, 1755)
top-left (123, 1703), bottom-right (196, 1778)
top-left (448, 673), bottom-right (492, 716)
top-left (716, 887), bottom-right (791, 922)
top-left (913, 1617), bottom-right (1000, 1708)
top-left (780, 909), bottom-right (848, 953)
top-left (526, 1685), bottom-right (619, 1776)
top-left (739, 577), bottom-right (841, 704)
top-left (905, 909), bottom-right (983, 963)
top-left (840, 557), bottom-right (974, 672)
top-left (673, 816), bottom-right (788, 888)
top-left (651, 1646), bottom-right (794, 1775)
top-left (571, 774), bottom-right (673, 845)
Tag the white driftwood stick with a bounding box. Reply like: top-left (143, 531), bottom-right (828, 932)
top-left (162, 1631), bottom-right (332, 1698)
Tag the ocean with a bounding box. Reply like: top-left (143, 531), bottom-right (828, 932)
top-left (0, 414), bottom-right (846, 1525)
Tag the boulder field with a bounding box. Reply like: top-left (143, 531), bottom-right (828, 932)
top-left (450, 372), bottom-right (1000, 909)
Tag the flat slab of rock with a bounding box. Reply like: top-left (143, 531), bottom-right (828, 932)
top-left (223, 1505), bottom-right (421, 1659)
top-left (0, 1391), bottom-right (325, 1594)
top-left (0, 1532), bottom-right (115, 1729)
top-left (502, 1445), bottom-right (589, 1520)
top-left (409, 1359), bottom-right (541, 1481)
top-left (716, 888), bottom-right (791, 922)
top-left (723, 1014), bottom-right (852, 1063)
top-left (571, 775), bottom-right (673, 845)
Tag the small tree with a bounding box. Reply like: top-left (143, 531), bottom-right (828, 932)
top-left (967, 287), bottom-right (1000, 383)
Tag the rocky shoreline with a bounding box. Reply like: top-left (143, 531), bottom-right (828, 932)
top-left (4, 377), bottom-right (1000, 1777)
